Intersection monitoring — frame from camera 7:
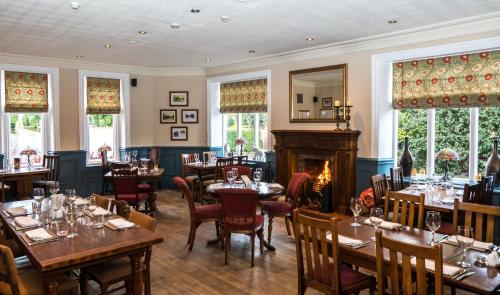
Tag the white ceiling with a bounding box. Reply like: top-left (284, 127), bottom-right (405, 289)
top-left (0, 0), bottom-right (499, 69)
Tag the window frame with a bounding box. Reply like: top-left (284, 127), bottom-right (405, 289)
top-left (78, 70), bottom-right (130, 166)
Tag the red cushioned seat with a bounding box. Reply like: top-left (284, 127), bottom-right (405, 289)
top-left (437, 222), bottom-right (454, 235)
top-left (138, 183), bottom-right (151, 190)
top-left (116, 193), bottom-right (149, 203)
top-left (337, 265), bottom-right (373, 289)
top-left (195, 204), bottom-right (222, 220)
top-left (260, 200), bottom-right (293, 216)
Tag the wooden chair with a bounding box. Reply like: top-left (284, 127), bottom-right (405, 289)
top-left (451, 199), bottom-right (500, 242)
top-left (370, 174), bottom-right (389, 207)
top-left (293, 209), bottom-right (375, 295)
top-left (100, 149), bottom-right (111, 194)
top-left (390, 167), bottom-right (404, 191)
top-left (173, 177), bottom-right (222, 251)
top-left (90, 193), bottom-right (130, 218)
top-left (479, 174), bottom-right (495, 205)
top-left (201, 157), bottom-right (231, 203)
top-left (0, 173), bottom-right (10, 203)
top-left (180, 153), bottom-right (199, 198)
top-left (461, 183), bottom-right (481, 204)
top-left (222, 165), bottom-right (252, 181)
top-left (112, 169), bottom-right (149, 213)
top-left (260, 173), bottom-right (310, 245)
top-left (32, 155), bottom-right (60, 193)
top-left (202, 151), bottom-right (217, 164)
top-left (383, 191), bottom-right (424, 229)
top-left (232, 155), bottom-right (248, 165)
top-left (81, 210), bottom-right (156, 295)
top-left (219, 188), bottom-right (264, 267)
top-left (91, 193), bottom-right (110, 210)
top-left (375, 230), bottom-right (444, 295)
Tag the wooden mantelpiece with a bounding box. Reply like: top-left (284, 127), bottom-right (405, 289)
top-left (272, 130), bottom-right (361, 215)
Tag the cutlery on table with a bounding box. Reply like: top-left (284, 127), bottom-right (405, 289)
top-left (453, 271), bottom-right (474, 281)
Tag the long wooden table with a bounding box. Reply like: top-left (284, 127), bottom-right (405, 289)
top-left (0, 167), bottom-right (50, 200)
top-left (398, 186), bottom-right (464, 213)
top-left (333, 216), bottom-right (500, 294)
top-left (0, 200), bottom-right (164, 295)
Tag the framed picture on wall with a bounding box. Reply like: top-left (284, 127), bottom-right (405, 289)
top-left (181, 109), bottom-right (198, 123)
top-left (298, 110), bottom-right (310, 119)
top-left (169, 91), bottom-right (189, 106)
top-left (320, 108), bottom-right (334, 119)
top-left (296, 93), bottom-right (303, 104)
top-left (160, 109), bottom-right (177, 124)
top-left (171, 126), bottom-right (188, 141)
top-left (321, 97), bottom-right (333, 108)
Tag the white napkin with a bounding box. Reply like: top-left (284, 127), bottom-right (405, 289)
top-left (108, 218), bottom-right (135, 229)
top-left (74, 198), bottom-right (88, 205)
top-left (25, 228), bottom-right (53, 241)
top-left (328, 234), bottom-right (363, 247)
top-left (445, 236), bottom-right (492, 252)
top-left (410, 257), bottom-right (462, 277)
top-left (363, 218), bottom-right (402, 230)
top-left (92, 207), bottom-right (111, 216)
top-left (267, 183), bottom-right (284, 189)
top-left (7, 207), bottom-right (27, 216)
top-left (14, 216), bottom-right (39, 228)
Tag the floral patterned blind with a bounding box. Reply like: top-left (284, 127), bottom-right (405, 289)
top-left (4, 71), bottom-right (48, 113)
top-left (392, 50), bottom-right (499, 109)
top-left (220, 78), bottom-right (267, 113)
top-left (86, 77), bottom-right (121, 114)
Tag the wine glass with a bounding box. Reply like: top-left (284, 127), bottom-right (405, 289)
top-left (425, 211), bottom-right (441, 245)
top-left (64, 204), bottom-right (78, 238)
top-left (140, 159), bottom-right (148, 173)
top-left (33, 188), bottom-right (44, 214)
top-left (456, 226), bottom-right (474, 268)
top-left (50, 195), bottom-right (63, 224)
top-left (49, 181), bottom-right (59, 195)
top-left (255, 168), bottom-right (263, 181)
top-left (194, 153), bottom-right (199, 163)
top-left (253, 170), bottom-right (262, 187)
top-left (65, 188), bottom-right (77, 204)
top-left (226, 171), bottom-right (235, 188)
top-left (87, 195), bottom-right (97, 227)
top-left (369, 207), bottom-right (384, 241)
top-left (231, 167), bottom-right (239, 181)
top-left (350, 197), bottom-right (363, 227)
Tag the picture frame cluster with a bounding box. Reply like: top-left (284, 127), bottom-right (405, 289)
top-left (160, 91), bottom-right (198, 141)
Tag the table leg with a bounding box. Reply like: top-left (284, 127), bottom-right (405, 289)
top-left (130, 253), bottom-right (144, 295)
top-left (43, 275), bottom-right (60, 295)
top-left (198, 171), bottom-right (203, 204)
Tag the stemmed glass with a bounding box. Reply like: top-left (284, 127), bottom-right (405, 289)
top-left (425, 211), bottom-right (441, 245)
top-left (49, 181), bottom-right (59, 195)
top-left (350, 197), bottom-right (363, 227)
top-left (226, 171), bottom-right (235, 188)
top-left (50, 195), bottom-right (63, 224)
top-left (64, 204), bottom-right (78, 238)
top-left (194, 153), bottom-right (200, 163)
top-left (231, 168), bottom-right (239, 181)
top-left (253, 170), bottom-right (262, 187)
top-left (456, 226), bottom-right (474, 268)
top-left (65, 188), bottom-right (77, 205)
top-left (369, 207), bottom-right (384, 241)
top-left (255, 168), bottom-right (263, 181)
top-left (87, 195), bottom-right (97, 227)
top-left (33, 188), bottom-right (44, 215)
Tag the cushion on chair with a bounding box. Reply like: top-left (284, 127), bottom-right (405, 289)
top-left (437, 222), bottom-right (454, 235)
top-left (337, 265), bottom-right (373, 289)
top-left (116, 193), bottom-right (149, 204)
top-left (86, 257), bottom-right (138, 285)
top-left (195, 204), bottom-right (222, 220)
top-left (225, 214), bottom-right (264, 232)
top-left (184, 175), bottom-right (199, 182)
top-left (260, 200), bottom-right (293, 216)
top-left (138, 183), bottom-right (151, 190)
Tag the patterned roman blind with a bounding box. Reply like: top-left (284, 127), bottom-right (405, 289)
top-left (220, 78), bottom-right (267, 113)
top-left (86, 77), bottom-right (121, 114)
top-left (392, 50), bottom-right (499, 109)
top-left (4, 71), bottom-right (48, 113)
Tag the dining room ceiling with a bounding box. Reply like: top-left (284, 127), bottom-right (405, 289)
top-left (0, 0), bottom-right (499, 69)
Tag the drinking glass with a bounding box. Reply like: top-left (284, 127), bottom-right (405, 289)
top-left (64, 204), bottom-right (78, 238)
top-left (255, 168), bottom-right (263, 181)
top-left (369, 207), bottom-right (384, 241)
top-left (55, 220), bottom-right (68, 238)
top-left (49, 181), bottom-right (59, 195)
top-left (33, 188), bottom-right (44, 214)
top-left (93, 214), bottom-right (105, 229)
top-left (31, 201), bottom-right (40, 218)
top-left (132, 150), bottom-right (138, 161)
top-left (350, 197), bottom-right (363, 227)
top-left (87, 195), bottom-right (97, 227)
top-left (425, 211), bottom-right (441, 245)
top-left (194, 153), bottom-right (199, 163)
top-left (253, 171), bottom-right (262, 187)
top-left (50, 196), bottom-right (63, 223)
top-left (226, 171), bottom-right (235, 187)
top-left (140, 159), bottom-right (148, 173)
top-left (456, 226), bottom-right (474, 268)
top-left (231, 168), bottom-right (239, 181)
top-left (65, 188), bottom-right (77, 204)
top-left (40, 210), bottom-right (50, 228)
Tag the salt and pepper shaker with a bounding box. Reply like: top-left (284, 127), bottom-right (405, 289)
top-left (487, 251), bottom-right (499, 267)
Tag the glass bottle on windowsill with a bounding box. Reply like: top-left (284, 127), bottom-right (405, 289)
top-left (485, 137), bottom-right (499, 187)
top-left (399, 137), bottom-right (414, 177)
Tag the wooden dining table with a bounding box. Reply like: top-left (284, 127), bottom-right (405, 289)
top-left (331, 216), bottom-right (500, 295)
top-left (0, 167), bottom-right (50, 200)
top-left (104, 167), bottom-right (165, 190)
top-left (0, 200), bottom-right (164, 295)
top-left (397, 185), bottom-right (465, 213)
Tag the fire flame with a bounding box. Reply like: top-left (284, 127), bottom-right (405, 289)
top-left (313, 161), bottom-right (331, 192)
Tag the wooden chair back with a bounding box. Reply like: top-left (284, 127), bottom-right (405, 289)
top-left (384, 191), bottom-right (424, 229)
top-left (370, 174), bottom-right (388, 207)
top-left (128, 210), bottom-right (156, 232)
top-left (222, 166), bottom-right (252, 181)
top-left (91, 193), bottom-right (110, 210)
top-left (219, 188), bottom-right (258, 234)
top-left (172, 176), bottom-right (196, 221)
top-left (43, 155), bottom-right (60, 182)
top-left (390, 167), bottom-right (404, 191)
top-left (0, 244), bottom-right (22, 295)
top-left (214, 158), bottom-right (232, 182)
top-left (375, 230), bottom-right (443, 295)
top-left (462, 183), bottom-right (481, 204)
top-left (479, 175), bottom-right (495, 205)
top-left (112, 169), bottom-right (141, 206)
top-left (180, 153), bottom-right (197, 178)
top-left (202, 151), bottom-right (217, 164)
top-left (109, 199), bottom-right (130, 218)
top-left (0, 174), bottom-right (7, 203)
top-left (285, 173), bottom-right (310, 208)
top-left (292, 209), bottom-right (341, 295)
top-left (452, 199), bottom-right (500, 243)
top-left (232, 155), bottom-right (248, 165)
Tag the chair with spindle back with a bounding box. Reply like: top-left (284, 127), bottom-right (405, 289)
top-left (390, 167), bottom-right (404, 191)
top-left (0, 173), bottom-right (10, 203)
top-left (384, 191), bottom-right (425, 229)
top-left (201, 157), bottom-right (232, 203)
top-left (112, 168), bottom-right (149, 213)
top-left (32, 155), bottom-right (60, 193)
top-left (222, 165), bottom-right (252, 181)
top-left (451, 199), bottom-right (500, 242)
top-left (293, 209), bottom-right (375, 295)
top-left (375, 230), bottom-right (444, 295)
top-left (461, 183), bottom-right (481, 204)
top-left (232, 155), bottom-right (248, 165)
top-left (370, 174), bottom-right (389, 207)
top-left (180, 153), bottom-right (200, 198)
top-left (479, 174), bottom-right (495, 205)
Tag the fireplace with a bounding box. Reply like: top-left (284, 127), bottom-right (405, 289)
top-left (272, 130), bottom-right (361, 214)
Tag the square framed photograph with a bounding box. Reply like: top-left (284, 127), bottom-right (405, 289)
top-left (171, 126), bottom-right (188, 141)
top-left (322, 97), bottom-right (333, 108)
top-left (169, 91), bottom-right (189, 106)
top-left (296, 93), bottom-right (303, 104)
top-left (160, 109), bottom-right (177, 124)
top-left (181, 109), bottom-right (198, 123)
top-left (298, 110), bottom-right (310, 119)
top-left (320, 108), bottom-right (334, 119)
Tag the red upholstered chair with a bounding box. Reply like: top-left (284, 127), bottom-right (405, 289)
top-left (112, 168), bottom-right (150, 213)
top-left (218, 188), bottom-right (265, 267)
top-left (222, 165), bottom-right (252, 181)
top-left (260, 172), bottom-right (310, 245)
top-left (173, 177), bottom-right (222, 251)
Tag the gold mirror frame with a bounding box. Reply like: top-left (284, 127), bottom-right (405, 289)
top-left (289, 64), bottom-right (348, 123)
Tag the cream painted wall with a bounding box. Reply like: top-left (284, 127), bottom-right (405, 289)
top-left (59, 68), bottom-right (80, 150)
top-left (129, 75), bottom-right (155, 147)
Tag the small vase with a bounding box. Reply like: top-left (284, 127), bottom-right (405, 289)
top-left (484, 138), bottom-right (500, 187)
top-left (399, 137), bottom-right (414, 177)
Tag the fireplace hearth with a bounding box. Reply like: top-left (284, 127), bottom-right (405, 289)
top-left (300, 158), bottom-right (333, 212)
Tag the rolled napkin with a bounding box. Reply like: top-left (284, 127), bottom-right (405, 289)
top-left (92, 207), bottom-right (111, 216)
top-left (14, 216), bottom-right (39, 228)
top-left (108, 218), bottom-right (136, 229)
top-left (363, 218), bottom-right (402, 230)
top-left (410, 257), bottom-right (462, 277)
top-left (25, 228), bottom-right (53, 241)
top-left (267, 183), bottom-right (284, 189)
top-left (74, 198), bottom-right (88, 205)
top-left (7, 206), bottom-right (27, 216)
top-left (445, 236), bottom-right (492, 252)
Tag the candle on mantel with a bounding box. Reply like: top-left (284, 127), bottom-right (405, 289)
top-left (334, 100), bottom-right (340, 106)
top-left (346, 100), bottom-right (352, 106)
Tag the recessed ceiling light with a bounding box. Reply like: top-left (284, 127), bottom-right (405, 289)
top-left (205, 58), bottom-right (212, 62)
top-left (388, 20), bottom-right (398, 24)
top-left (306, 37), bottom-right (314, 42)
top-left (75, 55), bottom-right (83, 59)
top-left (190, 8), bottom-right (200, 13)
top-left (69, 1), bottom-right (80, 9)
top-left (170, 22), bottom-right (180, 29)
top-left (138, 30), bottom-right (147, 35)
top-left (104, 44), bottom-right (111, 48)
top-left (129, 40), bottom-right (137, 44)
top-left (249, 50), bottom-right (255, 54)
top-left (238, 0), bottom-right (246, 2)
top-left (221, 16), bottom-right (230, 22)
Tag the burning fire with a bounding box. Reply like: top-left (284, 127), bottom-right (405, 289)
top-left (313, 161), bottom-right (331, 192)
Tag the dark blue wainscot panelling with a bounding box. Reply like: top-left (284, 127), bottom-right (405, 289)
top-left (52, 150), bottom-right (102, 196)
top-left (355, 157), bottom-right (394, 195)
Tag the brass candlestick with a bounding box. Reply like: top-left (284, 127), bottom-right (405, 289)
top-left (333, 106), bottom-right (341, 131)
top-left (344, 105), bottom-right (352, 130)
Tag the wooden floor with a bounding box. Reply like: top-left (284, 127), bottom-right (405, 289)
top-left (91, 190), bottom-right (475, 295)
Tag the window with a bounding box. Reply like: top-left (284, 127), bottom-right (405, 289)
top-left (8, 114), bottom-right (44, 166)
top-left (222, 113), bottom-right (268, 156)
top-left (87, 114), bottom-right (116, 161)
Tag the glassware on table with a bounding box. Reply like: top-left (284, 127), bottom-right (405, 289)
top-left (33, 188), bottom-right (44, 214)
top-left (456, 226), bottom-right (474, 268)
top-left (65, 188), bottom-right (77, 204)
top-left (226, 171), bottom-right (235, 187)
top-left (87, 195), bottom-right (97, 226)
top-left (40, 210), bottom-right (50, 227)
top-left (64, 204), bottom-right (78, 238)
top-left (93, 213), bottom-right (105, 229)
top-left (255, 168), bottom-right (263, 180)
top-left (31, 201), bottom-right (40, 218)
top-left (55, 220), bottom-right (68, 238)
top-left (425, 211), bottom-right (441, 245)
top-left (253, 171), bottom-right (262, 187)
top-left (140, 158), bottom-right (148, 173)
top-left (49, 181), bottom-right (59, 195)
top-left (231, 168), bottom-right (239, 181)
top-left (369, 207), bottom-right (384, 241)
top-left (194, 153), bottom-right (200, 163)
top-left (350, 197), bottom-right (363, 227)
top-left (50, 195), bottom-right (63, 223)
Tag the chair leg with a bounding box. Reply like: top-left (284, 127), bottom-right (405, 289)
top-left (250, 234), bottom-right (256, 267)
top-left (144, 269), bottom-right (151, 295)
top-left (215, 221), bottom-right (220, 237)
top-left (188, 221), bottom-right (199, 251)
top-left (257, 228), bottom-right (264, 254)
top-left (79, 268), bottom-right (89, 295)
top-left (225, 231), bottom-right (230, 265)
top-left (284, 216), bottom-right (292, 236)
top-left (267, 215), bottom-right (274, 245)
top-left (298, 279), bottom-right (307, 295)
